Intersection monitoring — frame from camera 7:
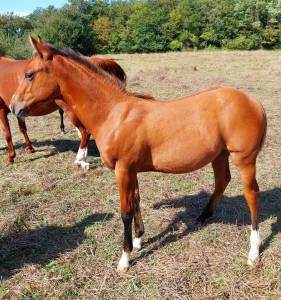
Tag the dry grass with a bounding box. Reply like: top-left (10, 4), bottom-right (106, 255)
top-left (0, 50), bottom-right (281, 299)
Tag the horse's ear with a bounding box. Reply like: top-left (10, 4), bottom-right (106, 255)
top-left (29, 35), bottom-right (54, 61)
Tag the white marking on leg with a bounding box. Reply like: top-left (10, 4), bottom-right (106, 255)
top-left (133, 237), bottom-right (142, 250)
top-left (247, 227), bottom-right (261, 267)
top-left (80, 161), bottom-right (90, 171)
top-left (74, 147), bottom-right (88, 162)
top-left (117, 251), bottom-right (130, 272)
top-left (74, 147), bottom-right (89, 171)
top-left (75, 127), bottom-right (82, 138)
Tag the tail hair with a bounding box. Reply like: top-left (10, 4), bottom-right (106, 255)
top-left (259, 103), bottom-right (267, 151)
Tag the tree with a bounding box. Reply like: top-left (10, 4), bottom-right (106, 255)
top-left (93, 16), bottom-right (112, 53)
top-left (124, 2), bottom-right (171, 53)
top-left (34, 2), bottom-right (97, 54)
top-left (0, 13), bottom-right (33, 58)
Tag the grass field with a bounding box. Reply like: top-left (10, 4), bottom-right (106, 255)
top-left (0, 50), bottom-right (281, 299)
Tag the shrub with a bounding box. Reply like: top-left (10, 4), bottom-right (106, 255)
top-left (222, 35), bottom-right (261, 50)
top-left (169, 40), bottom-right (183, 51)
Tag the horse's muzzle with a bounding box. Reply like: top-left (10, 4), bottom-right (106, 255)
top-left (10, 96), bottom-right (29, 118)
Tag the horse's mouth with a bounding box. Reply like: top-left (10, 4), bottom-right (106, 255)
top-left (17, 108), bottom-right (29, 119)
top-left (9, 102), bottom-right (29, 118)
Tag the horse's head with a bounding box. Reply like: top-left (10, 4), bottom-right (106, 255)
top-left (10, 36), bottom-right (60, 118)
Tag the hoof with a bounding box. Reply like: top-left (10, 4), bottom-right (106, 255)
top-left (247, 257), bottom-right (259, 268)
top-left (74, 160), bottom-right (90, 171)
top-left (7, 159), bottom-right (14, 165)
top-left (81, 161), bottom-right (90, 172)
top-left (133, 238), bottom-right (142, 251)
top-left (117, 265), bottom-right (129, 273)
top-left (117, 251), bottom-right (130, 272)
top-left (26, 147), bottom-right (35, 153)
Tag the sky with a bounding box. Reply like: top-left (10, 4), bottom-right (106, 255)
top-left (0, 0), bottom-right (68, 16)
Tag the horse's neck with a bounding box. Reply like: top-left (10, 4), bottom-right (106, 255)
top-left (53, 56), bottom-right (127, 137)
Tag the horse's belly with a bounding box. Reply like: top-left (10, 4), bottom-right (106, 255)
top-left (150, 144), bottom-right (221, 174)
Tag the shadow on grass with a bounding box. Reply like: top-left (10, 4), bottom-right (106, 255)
top-left (135, 188), bottom-right (281, 262)
top-left (0, 138), bottom-right (100, 160)
top-left (0, 213), bottom-right (113, 279)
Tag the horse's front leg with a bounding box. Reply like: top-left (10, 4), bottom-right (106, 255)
top-left (17, 117), bottom-right (35, 153)
top-left (115, 164), bottom-right (136, 272)
top-left (0, 107), bottom-right (16, 163)
top-left (133, 178), bottom-right (144, 250)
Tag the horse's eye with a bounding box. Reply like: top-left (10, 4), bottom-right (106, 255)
top-left (25, 72), bottom-right (34, 81)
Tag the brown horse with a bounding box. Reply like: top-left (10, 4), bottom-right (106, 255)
top-left (11, 38), bottom-right (267, 272)
top-left (0, 53), bottom-right (126, 169)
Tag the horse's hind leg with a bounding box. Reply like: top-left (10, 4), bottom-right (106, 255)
top-left (133, 178), bottom-right (144, 250)
top-left (59, 108), bottom-right (65, 134)
top-left (17, 117), bottom-right (35, 153)
top-left (197, 150), bottom-right (231, 222)
top-left (235, 159), bottom-right (260, 266)
top-left (0, 108), bottom-right (16, 163)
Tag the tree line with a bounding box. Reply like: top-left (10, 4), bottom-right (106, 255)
top-left (0, 0), bottom-right (281, 59)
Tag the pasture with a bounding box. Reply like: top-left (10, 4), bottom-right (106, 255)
top-left (0, 50), bottom-right (280, 299)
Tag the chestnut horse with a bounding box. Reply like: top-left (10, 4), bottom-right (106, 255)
top-left (11, 38), bottom-right (267, 272)
top-left (0, 54), bottom-right (126, 169)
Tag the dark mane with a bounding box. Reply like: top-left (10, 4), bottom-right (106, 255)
top-left (46, 44), bottom-right (126, 90)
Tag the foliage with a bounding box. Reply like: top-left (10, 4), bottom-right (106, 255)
top-left (0, 13), bottom-right (32, 58)
top-left (0, 0), bottom-right (281, 57)
top-left (32, 1), bottom-right (96, 54)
